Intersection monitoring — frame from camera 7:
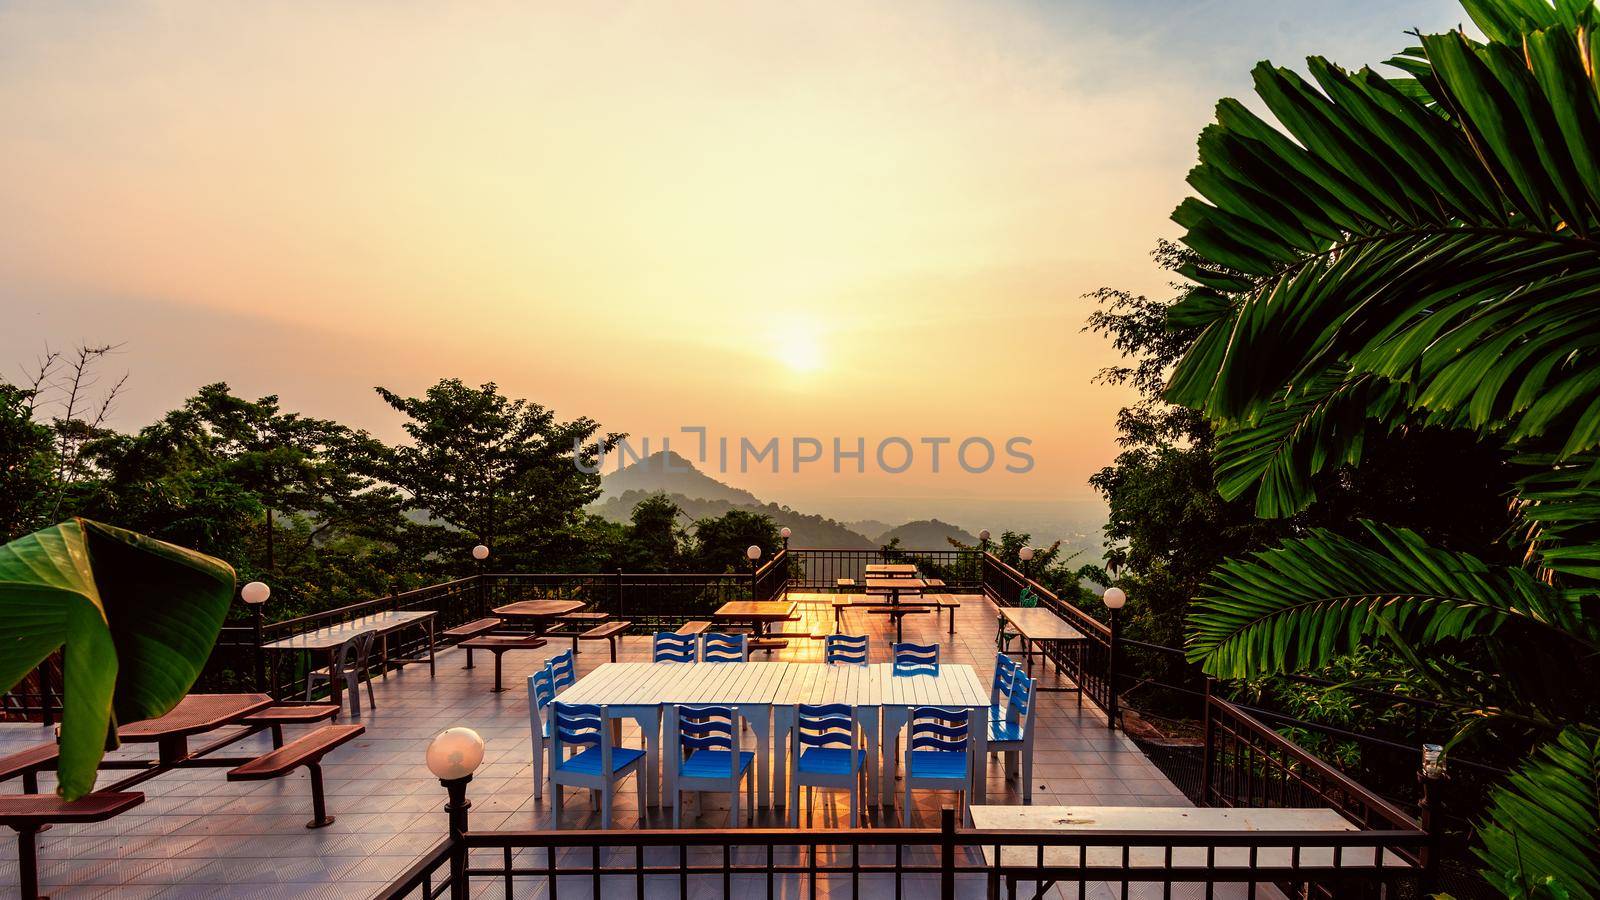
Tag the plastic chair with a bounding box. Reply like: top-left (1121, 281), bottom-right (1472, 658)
top-left (699, 633), bottom-right (749, 663)
top-left (548, 648), bottom-right (577, 691)
top-left (527, 665), bottom-right (557, 800)
top-left (668, 704), bottom-right (754, 828)
top-left (653, 632), bottom-right (697, 663)
top-left (824, 634), bottom-right (869, 666)
top-left (986, 671), bottom-right (1038, 801)
top-left (902, 706), bottom-right (971, 823)
top-left (788, 703), bottom-right (866, 826)
top-left (549, 702), bottom-right (645, 828)
top-left (990, 653), bottom-right (1021, 719)
top-left (306, 631), bottom-right (376, 716)
top-left (891, 642), bottom-right (939, 677)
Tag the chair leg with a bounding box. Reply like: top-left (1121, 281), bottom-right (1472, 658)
top-left (532, 735), bottom-right (544, 801)
top-left (364, 671), bottom-right (377, 710)
top-left (305, 762), bottom-right (335, 829)
top-left (491, 652), bottom-right (505, 693)
top-left (903, 783), bottom-right (913, 826)
top-left (729, 786), bottom-right (739, 831)
top-left (789, 778), bottom-right (800, 827)
top-left (346, 674), bottom-right (361, 717)
top-left (672, 787), bottom-right (681, 829)
top-left (1022, 749), bottom-right (1033, 804)
top-left (553, 780), bottom-right (564, 825)
top-left (849, 778), bottom-right (859, 828)
top-left (635, 769), bottom-right (646, 817)
top-left (600, 785), bottom-right (612, 829)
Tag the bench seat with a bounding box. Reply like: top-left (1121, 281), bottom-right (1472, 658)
top-left (578, 620), bottom-right (631, 662)
top-left (229, 724), bottom-right (365, 829)
top-left (2, 791), bottom-right (144, 898)
top-left (461, 633), bottom-right (546, 692)
top-left (442, 617), bottom-right (501, 640)
top-left (242, 704), bottom-right (341, 747)
top-left (675, 620), bottom-right (712, 635)
top-left (748, 638), bottom-right (789, 653)
top-left (0, 744), bottom-right (58, 794)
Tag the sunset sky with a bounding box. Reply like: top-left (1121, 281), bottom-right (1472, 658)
top-left (0, 0), bottom-right (1466, 517)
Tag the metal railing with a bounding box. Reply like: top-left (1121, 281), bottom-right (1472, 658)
top-left (981, 552), bottom-right (1114, 716)
top-left (786, 548), bottom-right (981, 592)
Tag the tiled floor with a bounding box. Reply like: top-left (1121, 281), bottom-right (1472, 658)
top-left (1, 594), bottom-right (1198, 899)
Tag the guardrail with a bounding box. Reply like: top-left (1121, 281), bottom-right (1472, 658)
top-left (786, 548), bottom-right (981, 592)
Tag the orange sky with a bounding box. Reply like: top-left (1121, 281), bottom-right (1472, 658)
top-left (0, 0), bottom-right (1466, 512)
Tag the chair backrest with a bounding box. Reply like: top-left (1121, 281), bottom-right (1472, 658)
top-left (653, 632), bottom-right (697, 663)
top-left (530, 664), bottom-right (556, 712)
top-left (908, 706), bottom-right (969, 753)
top-left (991, 653), bottom-right (1020, 705)
top-left (333, 633), bottom-right (370, 674)
top-left (824, 634), bottom-right (869, 666)
top-left (676, 704), bottom-right (736, 753)
top-left (550, 702), bottom-right (605, 751)
top-left (795, 703), bottom-right (855, 751)
top-left (1006, 671), bottom-right (1036, 730)
top-left (892, 642), bottom-right (940, 676)
top-left (548, 648), bottom-right (577, 690)
top-left (699, 633), bottom-right (748, 663)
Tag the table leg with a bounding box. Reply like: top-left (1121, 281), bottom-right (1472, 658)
top-left (738, 704), bottom-right (772, 808)
top-left (428, 619), bottom-right (437, 677)
top-left (380, 632), bottom-right (389, 681)
top-left (661, 705), bottom-right (676, 814)
top-left (880, 706), bottom-right (908, 807)
top-left (861, 706), bottom-right (881, 812)
top-left (969, 705), bottom-right (988, 807)
top-left (772, 704), bottom-right (793, 807)
top-left (636, 705), bottom-right (662, 808)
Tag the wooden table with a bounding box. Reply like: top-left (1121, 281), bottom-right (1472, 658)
top-left (969, 805), bottom-right (1408, 890)
top-left (997, 606), bottom-right (1087, 695)
top-left (104, 693), bottom-right (275, 789)
top-left (712, 600), bottom-right (798, 636)
top-left (862, 577), bottom-right (931, 641)
top-left (263, 610), bottom-right (437, 710)
top-left (493, 600), bottom-right (586, 642)
top-left (864, 564), bottom-right (918, 577)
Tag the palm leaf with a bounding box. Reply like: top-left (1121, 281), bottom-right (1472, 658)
top-left (0, 519), bottom-right (235, 798)
top-left (1475, 726), bottom-right (1600, 899)
top-left (1186, 520), bottom-right (1593, 680)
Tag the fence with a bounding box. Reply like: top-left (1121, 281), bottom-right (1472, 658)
top-left (786, 548), bottom-right (981, 592)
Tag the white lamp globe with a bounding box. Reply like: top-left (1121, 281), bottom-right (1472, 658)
top-left (426, 727), bottom-right (485, 781)
top-left (978, 530), bottom-right (990, 542)
top-left (746, 545), bottom-right (762, 561)
top-left (471, 544), bottom-right (490, 561)
top-left (1103, 587), bottom-right (1127, 610)
top-left (1018, 546), bottom-right (1035, 562)
top-left (241, 581), bottom-right (271, 605)
top-left (780, 527), bottom-right (791, 539)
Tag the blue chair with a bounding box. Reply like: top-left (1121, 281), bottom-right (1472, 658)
top-left (987, 671), bottom-right (1039, 801)
top-left (892, 642), bottom-right (939, 676)
top-left (548, 648), bottom-right (577, 691)
top-left (549, 702), bottom-right (645, 828)
top-left (788, 703), bottom-right (866, 826)
top-left (527, 664), bottom-right (557, 800)
top-left (902, 706), bottom-right (971, 822)
top-left (990, 653), bottom-right (1021, 720)
top-left (824, 634), bottom-right (869, 666)
top-left (653, 632), bottom-right (697, 663)
top-left (699, 633), bottom-right (749, 663)
top-left (669, 704), bottom-right (754, 828)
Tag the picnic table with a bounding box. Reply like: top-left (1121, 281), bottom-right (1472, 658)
top-left (712, 600), bottom-right (799, 636)
top-left (492, 599), bottom-right (586, 642)
top-left (997, 605), bottom-right (1087, 697)
top-left (116, 693), bottom-right (274, 770)
top-left (864, 563), bottom-right (918, 576)
top-left (263, 610), bottom-right (437, 709)
top-left (969, 805), bottom-right (1407, 892)
top-left (861, 576), bottom-right (934, 641)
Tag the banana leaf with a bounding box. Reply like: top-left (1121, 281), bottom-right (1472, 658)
top-left (0, 519), bottom-right (235, 799)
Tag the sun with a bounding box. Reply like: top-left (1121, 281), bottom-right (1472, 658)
top-left (780, 332), bottom-right (825, 374)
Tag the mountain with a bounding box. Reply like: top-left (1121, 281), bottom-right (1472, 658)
top-left (597, 450), bottom-right (761, 506)
top-left (877, 518), bottom-right (978, 549)
top-left (591, 490), bottom-right (876, 549)
top-left (845, 519), bottom-right (895, 542)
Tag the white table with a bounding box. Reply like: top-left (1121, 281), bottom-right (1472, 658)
top-left (970, 805), bottom-right (1409, 872)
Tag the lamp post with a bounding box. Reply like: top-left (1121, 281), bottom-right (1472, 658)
top-left (472, 544), bottom-right (490, 617)
top-left (241, 581), bottom-right (271, 693)
top-left (779, 527), bottom-right (791, 553)
top-left (747, 544), bottom-right (762, 599)
top-left (1419, 743), bottom-right (1447, 893)
top-left (1102, 586), bottom-right (1126, 731)
top-left (977, 529), bottom-right (990, 554)
top-left (427, 727), bottom-right (486, 900)
top-left (1018, 545), bottom-right (1034, 582)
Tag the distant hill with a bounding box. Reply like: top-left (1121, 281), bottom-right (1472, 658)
top-left (877, 518), bottom-right (978, 548)
top-left (592, 490), bottom-right (876, 549)
top-left (845, 519), bottom-right (894, 542)
top-left (598, 450), bottom-right (761, 507)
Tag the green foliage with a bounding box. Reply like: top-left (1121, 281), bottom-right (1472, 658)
top-left (691, 508), bottom-right (781, 573)
top-left (0, 519), bottom-right (234, 799)
top-left (1475, 726), bottom-right (1600, 899)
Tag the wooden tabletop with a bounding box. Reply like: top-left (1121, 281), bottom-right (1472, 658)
top-left (118, 694), bottom-right (273, 741)
top-left (713, 600), bottom-right (798, 622)
top-left (863, 577), bottom-right (925, 591)
top-left (865, 564), bottom-right (917, 575)
top-left (262, 610), bottom-right (436, 651)
top-left (969, 805), bottom-right (1403, 870)
top-left (998, 606), bottom-right (1086, 642)
top-left (493, 600), bottom-right (585, 619)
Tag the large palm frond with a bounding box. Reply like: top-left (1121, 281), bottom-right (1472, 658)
top-left (1474, 725), bottom-right (1600, 899)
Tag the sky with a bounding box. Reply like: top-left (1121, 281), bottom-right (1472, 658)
top-left (0, 0), bottom-right (1468, 519)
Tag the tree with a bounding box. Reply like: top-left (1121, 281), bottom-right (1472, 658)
top-left (1163, 0), bottom-right (1600, 890)
top-left (0, 382), bottom-right (55, 543)
top-left (376, 379), bottom-right (622, 573)
top-left (624, 494), bottom-right (688, 572)
top-left (692, 509), bottom-right (780, 573)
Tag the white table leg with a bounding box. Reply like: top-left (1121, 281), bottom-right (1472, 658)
top-left (639, 705), bottom-right (662, 808)
top-left (661, 705), bottom-right (677, 813)
top-left (738, 704), bottom-right (772, 808)
top-left (772, 705), bottom-right (793, 808)
top-left (880, 706), bottom-right (908, 807)
top-left (860, 706), bottom-right (881, 810)
top-left (969, 704), bottom-right (988, 806)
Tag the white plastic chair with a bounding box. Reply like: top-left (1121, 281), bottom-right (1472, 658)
top-left (699, 633), bottom-right (749, 663)
top-left (527, 664), bottom-right (557, 800)
top-left (306, 631), bottom-right (376, 716)
top-left (549, 702), bottom-right (645, 829)
top-left (667, 704), bottom-right (755, 828)
top-left (902, 706), bottom-right (971, 823)
top-left (788, 703), bottom-right (866, 826)
top-left (986, 671), bottom-right (1038, 801)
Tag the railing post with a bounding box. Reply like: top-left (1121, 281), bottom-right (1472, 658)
top-left (615, 568), bottom-right (624, 618)
top-left (442, 775), bottom-right (473, 900)
top-left (37, 660), bottom-right (53, 728)
top-left (1105, 605), bottom-right (1120, 731)
top-left (1200, 677), bottom-right (1216, 805)
top-left (939, 806), bottom-right (956, 900)
top-left (1417, 746), bottom-right (1446, 894)
top-left (252, 604), bottom-right (266, 695)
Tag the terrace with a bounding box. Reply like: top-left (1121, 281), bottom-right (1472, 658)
top-left (0, 548), bottom-right (1432, 899)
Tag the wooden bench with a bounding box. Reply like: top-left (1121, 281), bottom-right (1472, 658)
top-left (831, 596), bottom-right (854, 630)
top-left (930, 591), bottom-right (960, 634)
top-left (675, 620), bottom-right (712, 636)
top-left (748, 637), bottom-right (789, 653)
top-left (835, 578), bottom-right (856, 592)
top-left (578, 620), bottom-right (630, 662)
top-left (441, 617), bottom-right (504, 669)
top-left (228, 724), bottom-right (365, 829)
top-left (1, 791), bottom-right (145, 899)
top-left (241, 703), bottom-right (341, 748)
top-left (460, 633), bottom-right (546, 692)
top-left (0, 744), bottom-right (58, 794)
top-left (553, 611), bottom-right (612, 653)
